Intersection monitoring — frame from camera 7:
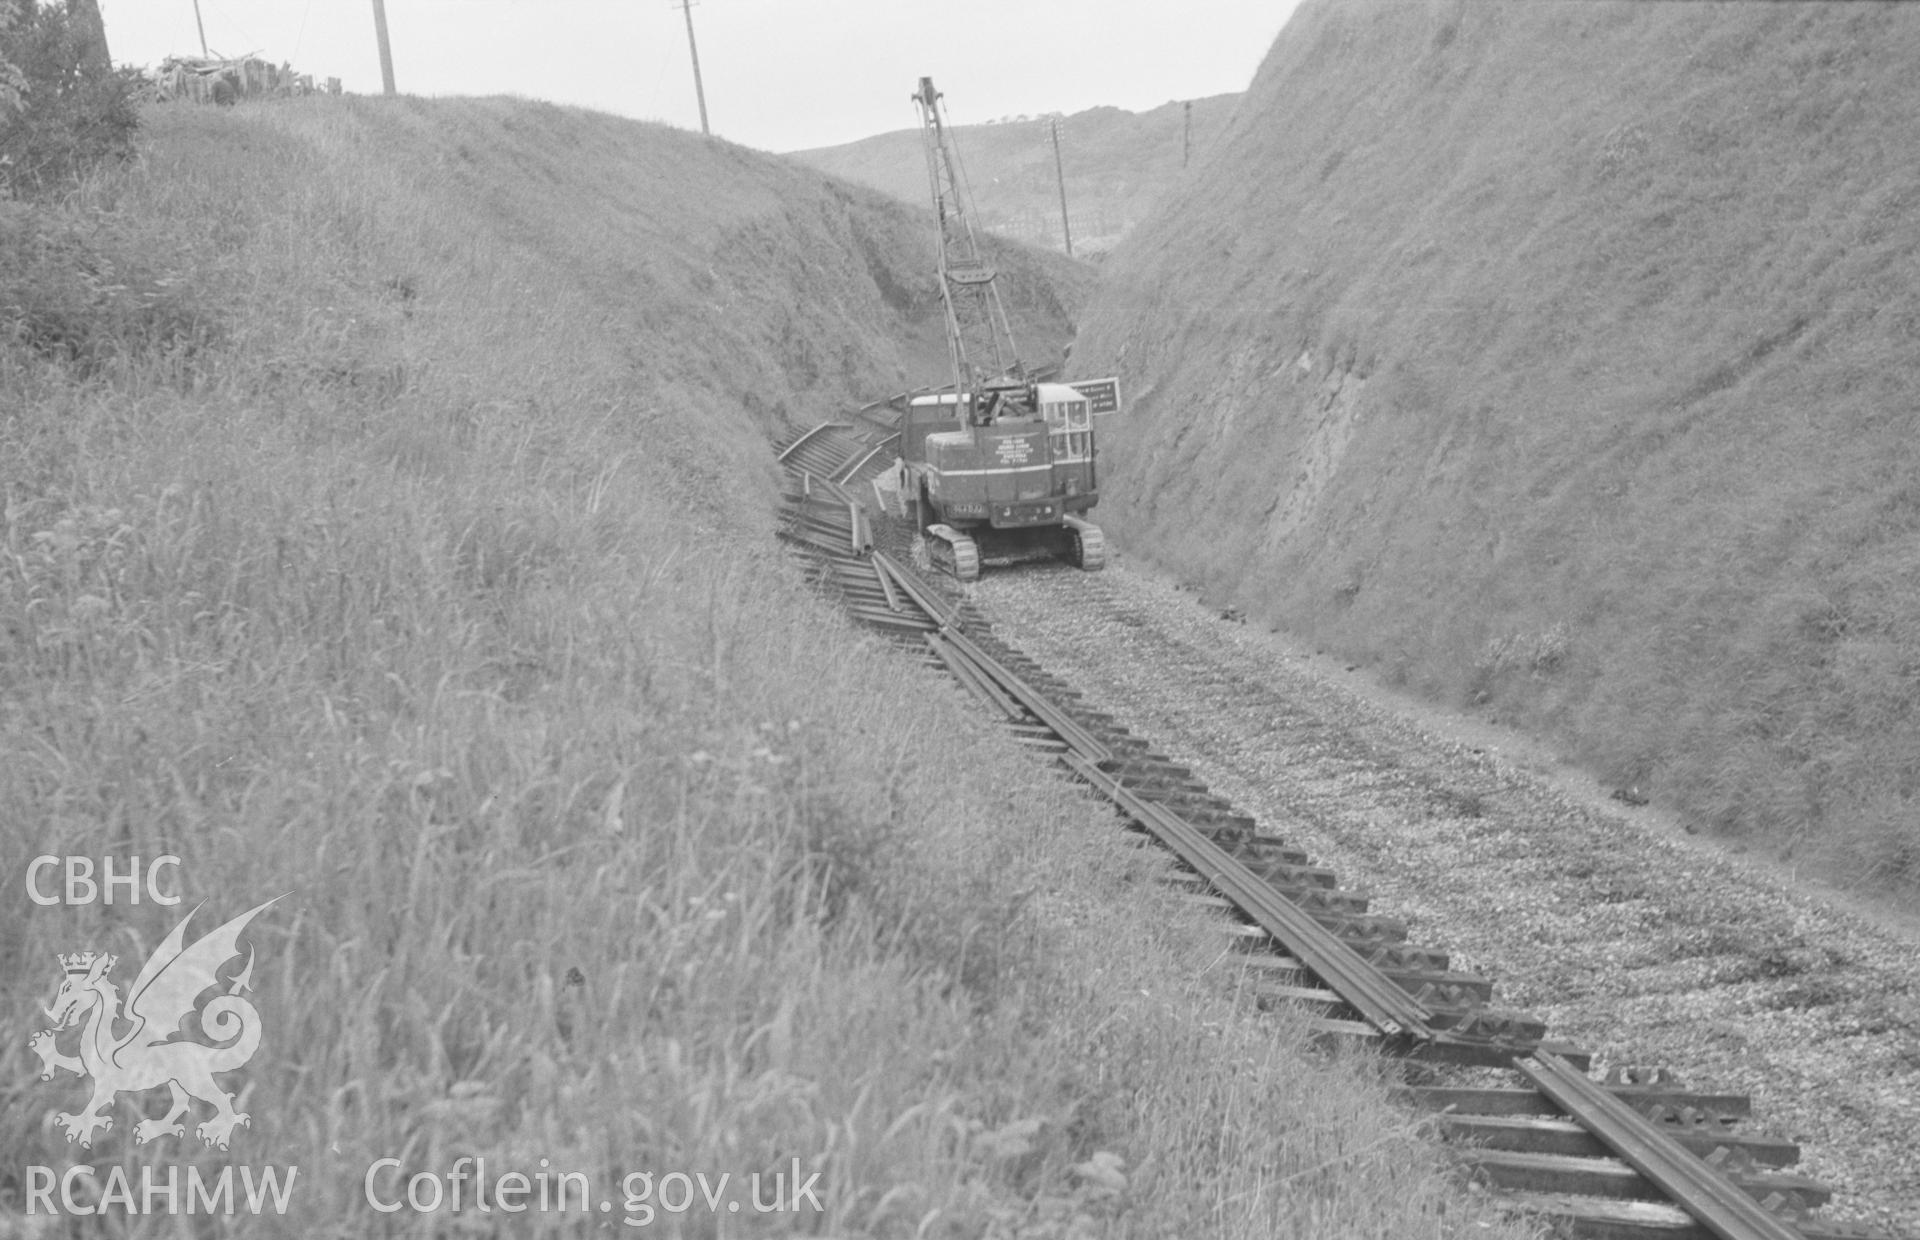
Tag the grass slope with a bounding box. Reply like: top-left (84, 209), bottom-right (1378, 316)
top-left (0, 97), bottom-right (1537, 1237)
top-left (790, 94), bottom-right (1242, 254)
top-left (1076, 0), bottom-right (1920, 897)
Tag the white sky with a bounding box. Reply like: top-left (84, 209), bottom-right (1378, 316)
top-left (97, 1), bottom-right (1300, 153)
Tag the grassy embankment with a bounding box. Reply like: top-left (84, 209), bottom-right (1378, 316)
top-left (0, 98), bottom-right (1539, 1237)
top-left (1079, 0), bottom-right (1920, 899)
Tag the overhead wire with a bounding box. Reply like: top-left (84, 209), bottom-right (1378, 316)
top-left (292, 0), bottom-right (315, 62)
top-left (200, 0), bottom-right (260, 60)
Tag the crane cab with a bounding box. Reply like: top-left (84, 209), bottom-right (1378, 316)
top-left (1034, 382), bottom-right (1096, 508)
top-left (899, 382), bottom-right (1100, 532)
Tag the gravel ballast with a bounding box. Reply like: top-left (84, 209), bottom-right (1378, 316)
top-left (972, 561), bottom-right (1920, 1236)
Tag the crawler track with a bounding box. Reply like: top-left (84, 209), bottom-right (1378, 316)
top-left (773, 419), bottom-right (1906, 1240)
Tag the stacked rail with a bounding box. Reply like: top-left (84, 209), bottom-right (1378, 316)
top-left (776, 415), bottom-right (899, 492)
top-left (771, 418), bottom-right (1902, 1240)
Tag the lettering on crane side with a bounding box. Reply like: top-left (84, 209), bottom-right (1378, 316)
top-left (994, 438), bottom-right (1031, 465)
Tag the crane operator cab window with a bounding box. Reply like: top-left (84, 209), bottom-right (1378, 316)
top-left (975, 386), bottom-right (1036, 427)
top-left (1039, 386), bottom-right (1092, 463)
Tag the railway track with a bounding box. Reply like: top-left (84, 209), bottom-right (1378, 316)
top-left (772, 418), bottom-right (1906, 1240)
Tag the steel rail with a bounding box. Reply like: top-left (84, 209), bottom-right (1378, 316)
top-left (868, 550), bottom-right (1112, 764)
top-left (779, 513), bottom-right (859, 548)
top-left (942, 628), bottom-right (1113, 767)
top-left (776, 422), bottom-right (854, 464)
top-left (871, 550), bottom-right (962, 630)
top-left (834, 439), bottom-right (899, 485)
top-left (782, 474), bottom-right (862, 506)
top-left (781, 505), bottom-right (854, 533)
top-left (1063, 752), bottom-right (1436, 1040)
top-left (872, 555), bottom-right (903, 613)
top-left (845, 500), bottom-right (867, 554)
top-left (781, 525), bottom-right (854, 551)
top-left (926, 632), bottom-right (1023, 721)
top-left (1517, 1054), bottom-right (1803, 1240)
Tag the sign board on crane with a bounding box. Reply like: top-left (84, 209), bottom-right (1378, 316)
top-left (1068, 378), bottom-right (1122, 415)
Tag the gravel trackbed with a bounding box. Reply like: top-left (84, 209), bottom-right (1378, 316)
top-left (974, 561), bottom-right (1920, 1237)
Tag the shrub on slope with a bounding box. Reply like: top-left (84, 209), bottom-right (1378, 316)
top-left (1076, 0), bottom-right (1920, 893)
top-left (0, 0), bottom-right (143, 195)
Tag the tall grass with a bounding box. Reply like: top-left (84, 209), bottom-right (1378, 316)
top-left (0, 99), bottom-right (1533, 1237)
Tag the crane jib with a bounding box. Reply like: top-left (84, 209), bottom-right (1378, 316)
top-left (901, 75), bottom-right (1110, 579)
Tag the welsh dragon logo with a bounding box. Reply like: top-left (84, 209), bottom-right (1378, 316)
top-left (30, 898), bottom-right (279, 1151)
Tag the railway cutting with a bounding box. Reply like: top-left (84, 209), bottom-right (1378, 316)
top-left (773, 416), bottom-right (1908, 1240)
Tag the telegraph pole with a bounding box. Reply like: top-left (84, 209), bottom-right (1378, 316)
top-left (67, 0), bottom-right (111, 72)
top-left (1183, 100), bottom-right (1192, 169)
top-left (371, 0), bottom-right (396, 95)
top-left (1050, 117), bottom-right (1074, 258)
top-left (191, 0), bottom-right (209, 56)
top-left (676, 0), bottom-right (710, 136)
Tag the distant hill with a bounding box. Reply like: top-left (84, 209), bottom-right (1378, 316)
top-left (1075, 0), bottom-right (1920, 893)
top-left (789, 94), bottom-right (1242, 254)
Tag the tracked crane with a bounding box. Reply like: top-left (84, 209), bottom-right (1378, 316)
top-left (894, 76), bottom-right (1118, 582)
